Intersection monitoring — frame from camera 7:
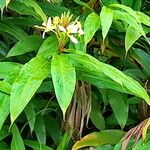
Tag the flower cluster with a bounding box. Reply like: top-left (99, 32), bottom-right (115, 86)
top-left (35, 12), bottom-right (84, 44)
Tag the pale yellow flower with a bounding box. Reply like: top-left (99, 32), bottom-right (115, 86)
top-left (35, 17), bottom-right (56, 38)
top-left (35, 12), bottom-right (84, 44)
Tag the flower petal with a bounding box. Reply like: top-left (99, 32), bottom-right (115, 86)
top-left (59, 25), bottom-right (66, 32)
top-left (42, 21), bottom-right (47, 27)
top-left (67, 24), bottom-right (78, 34)
top-left (69, 35), bottom-right (78, 44)
top-left (47, 17), bottom-right (52, 28)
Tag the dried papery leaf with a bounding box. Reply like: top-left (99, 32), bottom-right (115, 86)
top-left (63, 81), bottom-right (91, 139)
top-left (121, 127), bottom-right (135, 150)
top-left (121, 118), bottom-right (150, 150)
top-left (142, 118), bottom-right (150, 141)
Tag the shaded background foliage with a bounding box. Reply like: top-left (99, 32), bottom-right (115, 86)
top-left (0, 0), bottom-right (150, 150)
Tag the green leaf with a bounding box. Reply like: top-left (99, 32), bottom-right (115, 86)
top-left (137, 11), bottom-right (150, 27)
top-left (37, 81), bottom-right (54, 93)
top-left (100, 6), bottom-right (113, 41)
top-left (39, 1), bottom-right (69, 16)
top-left (10, 56), bottom-right (51, 124)
top-left (76, 70), bottom-right (126, 93)
top-left (72, 130), bottom-right (125, 150)
top-left (11, 124), bottom-right (25, 150)
top-left (67, 50), bottom-right (150, 105)
top-left (110, 4), bottom-right (140, 23)
top-left (45, 116), bottom-right (62, 145)
top-left (0, 142), bottom-right (9, 150)
top-left (125, 25), bottom-right (141, 52)
top-left (0, 22), bottom-right (28, 40)
top-left (131, 0), bottom-right (141, 11)
top-left (73, 0), bottom-right (93, 11)
top-left (24, 102), bottom-right (35, 133)
top-left (0, 92), bottom-right (10, 130)
top-left (0, 62), bottom-right (22, 79)
top-left (84, 12), bottom-right (100, 45)
top-left (51, 54), bottom-right (76, 116)
top-left (20, 0), bottom-right (47, 21)
top-left (133, 132), bottom-right (150, 150)
top-left (24, 140), bottom-right (53, 150)
top-left (34, 115), bottom-right (46, 145)
top-left (38, 35), bottom-right (59, 58)
top-left (107, 90), bottom-right (129, 129)
top-left (121, 0), bottom-right (133, 7)
top-left (102, 0), bottom-right (118, 6)
top-left (8, 1), bottom-right (42, 21)
top-left (113, 10), bottom-right (145, 37)
top-left (0, 125), bottom-right (9, 140)
top-left (131, 48), bottom-right (150, 77)
top-left (56, 130), bottom-right (73, 150)
top-left (0, 80), bottom-right (12, 94)
top-left (93, 145), bottom-right (114, 150)
top-left (7, 35), bottom-right (43, 57)
top-left (90, 95), bottom-right (105, 130)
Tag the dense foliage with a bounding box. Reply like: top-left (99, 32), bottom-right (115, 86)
top-left (0, 0), bottom-right (150, 149)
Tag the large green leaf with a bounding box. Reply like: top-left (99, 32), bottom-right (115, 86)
top-left (0, 93), bottom-right (9, 130)
top-left (110, 4), bottom-right (140, 23)
top-left (20, 0), bottom-right (47, 21)
top-left (56, 130), bottom-right (73, 150)
top-left (38, 35), bottom-right (59, 58)
top-left (0, 22), bottom-right (27, 40)
top-left (72, 130), bottom-right (125, 150)
top-left (121, 0), bottom-right (133, 7)
top-left (0, 81), bottom-right (12, 94)
top-left (7, 35), bottom-right (43, 57)
top-left (113, 10), bottom-right (145, 37)
top-left (10, 56), bottom-right (51, 124)
top-left (0, 142), bottom-right (9, 150)
top-left (34, 115), bottom-right (46, 145)
top-left (76, 70), bottom-right (126, 93)
top-left (11, 124), bottom-right (25, 150)
top-left (39, 1), bottom-right (69, 16)
top-left (133, 132), bottom-right (150, 150)
top-left (73, 0), bottom-right (93, 11)
top-left (131, 0), bottom-right (141, 11)
top-left (100, 6), bottom-right (113, 41)
top-left (90, 95), bottom-right (105, 130)
top-left (24, 102), bottom-right (35, 133)
top-left (24, 140), bottom-right (53, 150)
top-left (125, 25), bottom-right (141, 52)
top-left (93, 145), bottom-right (114, 150)
top-left (84, 12), bottom-right (100, 45)
top-left (121, 0), bottom-right (141, 11)
top-left (0, 62), bottom-right (22, 79)
top-left (67, 50), bottom-right (150, 105)
top-left (51, 54), bottom-right (76, 115)
top-left (45, 116), bottom-right (62, 145)
top-left (131, 48), bottom-right (150, 77)
top-left (37, 81), bottom-right (54, 93)
top-left (107, 90), bottom-right (129, 129)
top-left (137, 11), bottom-right (150, 27)
top-left (8, 1), bottom-right (42, 21)
top-left (0, 125), bottom-right (9, 140)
